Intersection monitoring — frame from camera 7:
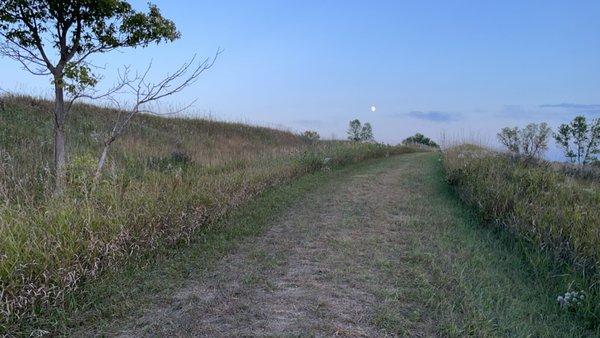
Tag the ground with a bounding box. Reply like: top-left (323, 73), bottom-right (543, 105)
top-left (71, 153), bottom-right (591, 337)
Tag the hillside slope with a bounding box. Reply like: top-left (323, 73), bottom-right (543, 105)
top-left (0, 94), bottom-right (415, 334)
top-left (0, 94), bottom-right (305, 202)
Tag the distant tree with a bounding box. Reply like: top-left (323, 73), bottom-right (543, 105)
top-left (347, 119), bottom-right (362, 141)
top-left (554, 116), bottom-right (600, 164)
top-left (0, 0), bottom-right (184, 193)
top-left (521, 123), bottom-right (551, 158)
top-left (301, 130), bottom-right (320, 142)
top-left (402, 133), bottom-right (439, 148)
top-left (359, 122), bottom-right (374, 142)
top-left (497, 122), bottom-right (550, 158)
top-left (497, 127), bottom-right (520, 154)
top-left (347, 119), bottom-right (375, 142)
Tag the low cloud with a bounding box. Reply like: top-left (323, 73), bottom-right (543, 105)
top-left (495, 105), bottom-right (531, 119)
top-left (404, 111), bottom-right (460, 122)
top-left (539, 103), bottom-right (600, 110)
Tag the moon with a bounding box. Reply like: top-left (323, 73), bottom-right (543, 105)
top-left (370, 105), bottom-right (377, 112)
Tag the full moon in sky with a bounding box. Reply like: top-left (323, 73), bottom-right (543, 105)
top-left (370, 105), bottom-right (377, 112)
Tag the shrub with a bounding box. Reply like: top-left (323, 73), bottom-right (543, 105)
top-left (148, 151), bottom-right (192, 171)
top-left (300, 130), bottom-right (320, 142)
top-left (402, 133), bottom-right (439, 148)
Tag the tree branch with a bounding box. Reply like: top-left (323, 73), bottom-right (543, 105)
top-left (92, 49), bottom-right (221, 186)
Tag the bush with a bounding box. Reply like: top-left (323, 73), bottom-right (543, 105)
top-left (148, 151), bottom-right (192, 171)
top-left (300, 130), bottom-right (320, 142)
top-left (402, 133), bottom-right (439, 148)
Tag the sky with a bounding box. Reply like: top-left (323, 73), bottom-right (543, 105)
top-left (1, 0), bottom-right (600, 159)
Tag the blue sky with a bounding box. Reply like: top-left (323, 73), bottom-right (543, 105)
top-left (1, 0), bottom-right (599, 157)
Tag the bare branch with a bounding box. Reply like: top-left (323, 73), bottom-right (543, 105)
top-left (92, 49), bottom-right (222, 186)
top-left (15, 4), bottom-right (55, 72)
top-left (0, 36), bottom-right (52, 75)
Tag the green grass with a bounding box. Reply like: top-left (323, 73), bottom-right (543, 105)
top-left (360, 153), bottom-right (595, 336)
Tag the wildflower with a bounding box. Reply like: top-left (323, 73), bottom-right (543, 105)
top-left (557, 295), bottom-right (567, 308)
top-left (557, 290), bottom-right (586, 310)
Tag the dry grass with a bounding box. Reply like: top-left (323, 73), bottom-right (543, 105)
top-left (0, 94), bottom-right (417, 334)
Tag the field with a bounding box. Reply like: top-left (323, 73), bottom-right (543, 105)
top-left (0, 95), bottom-right (415, 334)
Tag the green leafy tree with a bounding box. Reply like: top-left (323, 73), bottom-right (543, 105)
top-left (0, 0), bottom-right (180, 193)
top-left (497, 122), bottom-right (551, 159)
top-left (402, 133), bottom-right (439, 148)
top-left (360, 122), bottom-right (374, 142)
top-left (554, 116), bottom-right (600, 164)
top-left (497, 127), bottom-right (519, 153)
top-left (347, 119), bottom-right (362, 141)
top-left (347, 119), bottom-right (375, 142)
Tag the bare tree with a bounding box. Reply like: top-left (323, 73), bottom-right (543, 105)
top-left (92, 51), bottom-right (221, 186)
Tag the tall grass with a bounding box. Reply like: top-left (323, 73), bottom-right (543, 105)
top-left (0, 94), bottom-right (418, 334)
top-left (443, 144), bottom-right (600, 327)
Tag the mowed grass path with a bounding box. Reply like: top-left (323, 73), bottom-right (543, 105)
top-left (72, 153), bottom-right (592, 336)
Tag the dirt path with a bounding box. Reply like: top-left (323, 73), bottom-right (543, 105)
top-left (107, 154), bottom-right (436, 337)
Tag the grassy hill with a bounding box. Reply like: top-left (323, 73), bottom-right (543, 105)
top-left (0, 94), bottom-right (416, 334)
top-left (0, 94), bottom-right (306, 203)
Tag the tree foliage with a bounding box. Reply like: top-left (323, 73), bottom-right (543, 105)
top-left (402, 133), bottom-right (439, 148)
top-left (0, 0), bottom-right (179, 85)
top-left (347, 119), bottom-right (362, 141)
top-left (554, 116), bottom-right (600, 165)
top-left (497, 122), bottom-right (551, 159)
top-left (347, 119), bottom-right (374, 142)
top-left (359, 122), bottom-right (374, 142)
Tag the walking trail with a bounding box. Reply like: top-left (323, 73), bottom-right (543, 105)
top-left (77, 153), bottom-right (590, 337)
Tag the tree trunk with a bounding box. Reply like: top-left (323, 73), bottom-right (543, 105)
top-left (92, 144), bottom-right (110, 189)
top-left (53, 78), bottom-right (67, 194)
